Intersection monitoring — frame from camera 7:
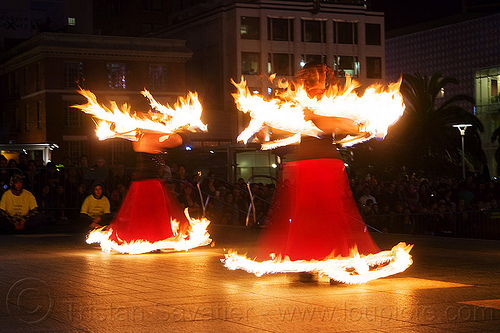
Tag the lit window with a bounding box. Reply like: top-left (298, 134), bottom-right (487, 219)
top-left (148, 65), bottom-right (168, 90)
top-left (268, 53), bottom-right (294, 76)
top-left (68, 17), bottom-right (76, 26)
top-left (301, 54), bottom-right (326, 66)
top-left (438, 87), bottom-right (445, 99)
top-left (333, 55), bottom-right (359, 78)
top-left (64, 61), bottom-right (84, 88)
top-left (107, 63), bottom-right (126, 89)
top-left (241, 52), bottom-right (260, 75)
top-left (241, 16), bottom-right (260, 40)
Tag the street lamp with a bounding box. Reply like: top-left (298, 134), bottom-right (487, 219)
top-left (453, 124), bottom-right (472, 179)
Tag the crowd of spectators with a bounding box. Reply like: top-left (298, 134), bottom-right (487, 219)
top-left (0, 153), bottom-right (275, 233)
top-left (1, 152), bottom-right (500, 239)
top-left (350, 171), bottom-right (500, 238)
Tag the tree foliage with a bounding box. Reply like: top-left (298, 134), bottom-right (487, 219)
top-left (351, 73), bottom-right (486, 179)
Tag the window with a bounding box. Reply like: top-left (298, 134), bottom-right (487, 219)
top-left (267, 17), bottom-right (294, 41)
top-left (366, 57), bottom-right (382, 79)
top-left (65, 141), bottom-right (85, 164)
top-left (68, 17), bottom-right (76, 26)
top-left (25, 104), bottom-right (30, 132)
top-left (334, 21), bottom-right (358, 44)
top-left (301, 19), bottom-right (326, 43)
top-left (110, 140), bottom-right (129, 165)
top-left (65, 101), bottom-right (82, 127)
top-left (268, 53), bottom-right (294, 76)
top-left (143, 0), bottom-right (162, 12)
top-left (492, 79), bottom-right (498, 97)
top-left (365, 23), bottom-right (381, 45)
top-left (300, 54), bottom-right (326, 67)
top-left (36, 62), bottom-right (42, 91)
top-left (24, 66), bottom-right (29, 94)
top-left (148, 65), bottom-right (168, 90)
top-left (64, 61), bottom-right (84, 88)
top-left (241, 16), bottom-right (260, 40)
top-left (142, 23), bottom-right (152, 34)
top-left (15, 107), bottom-right (20, 131)
top-left (107, 63), bottom-right (126, 89)
top-left (37, 101), bottom-right (42, 130)
top-left (333, 55), bottom-right (359, 78)
top-left (241, 52), bottom-right (260, 75)
top-left (8, 72), bottom-right (19, 96)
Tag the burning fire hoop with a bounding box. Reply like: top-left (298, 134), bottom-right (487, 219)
top-left (225, 74), bottom-right (413, 283)
top-left (232, 75), bottom-right (405, 149)
top-left (74, 89), bottom-right (211, 254)
top-left (86, 209), bottom-right (212, 254)
top-left (222, 243), bottom-right (413, 284)
top-left (72, 88), bottom-right (208, 141)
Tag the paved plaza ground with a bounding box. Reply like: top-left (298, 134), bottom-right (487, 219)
top-left (1, 225), bottom-right (500, 332)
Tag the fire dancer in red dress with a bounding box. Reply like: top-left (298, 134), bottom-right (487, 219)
top-left (255, 62), bottom-right (379, 261)
top-left (106, 132), bottom-right (190, 245)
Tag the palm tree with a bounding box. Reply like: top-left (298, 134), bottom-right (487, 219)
top-left (381, 72), bottom-right (486, 177)
top-left (490, 128), bottom-right (500, 175)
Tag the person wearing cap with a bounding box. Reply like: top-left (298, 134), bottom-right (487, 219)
top-left (0, 174), bottom-right (43, 233)
top-left (79, 182), bottom-right (111, 231)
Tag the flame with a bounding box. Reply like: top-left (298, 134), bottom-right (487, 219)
top-left (73, 89), bottom-right (207, 141)
top-left (86, 209), bottom-right (212, 254)
top-left (222, 242), bottom-right (413, 284)
top-left (232, 77), bottom-right (322, 148)
top-left (232, 76), bottom-right (405, 149)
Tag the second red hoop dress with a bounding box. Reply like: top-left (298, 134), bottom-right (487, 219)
top-left (255, 137), bottom-right (379, 261)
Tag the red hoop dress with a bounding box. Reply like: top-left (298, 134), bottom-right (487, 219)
top-left (107, 153), bottom-right (189, 244)
top-left (255, 137), bottom-right (379, 261)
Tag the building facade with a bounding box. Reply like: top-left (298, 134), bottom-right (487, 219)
top-left (152, 0), bottom-right (385, 181)
top-left (385, 12), bottom-right (500, 176)
top-left (0, 32), bottom-right (192, 166)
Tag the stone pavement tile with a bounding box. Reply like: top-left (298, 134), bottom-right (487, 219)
top-left (386, 285), bottom-right (500, 304)
top-left (373, 301), bottom-right (500, 325)
top-left (2, 315), bottom-right (79, 332)
top-left (283, 291), bottom-right (423, 311)
top-left (57, 314), bottom-right (269, 333)
top-left (139, 291), bottom-right (277, 307)
top-left (224, 310), bottom-right (418, 332)
top-left (459, 298), bottom-right (500, 310)
top-left (356, 277), bottom-right (471, 291)
top-left (373, 324), bottom-right (457, 332)
top-left (50, 296), bottom-right (161, 315)
top-left (426, 319), bottom-right (500, 332)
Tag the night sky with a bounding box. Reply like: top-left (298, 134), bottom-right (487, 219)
top-left (369, 0), bottom-right (468, 31)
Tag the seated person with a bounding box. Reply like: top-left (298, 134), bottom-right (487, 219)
top-left (0, 174), bottom-right (43, 233)
top-left (79, 182), bottom-right (111, 231)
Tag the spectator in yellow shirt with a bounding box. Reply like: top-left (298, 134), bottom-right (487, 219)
top-left (79, 182), bottom-right (111, 231)
top-left (0, 174), bottom-right (43, 233)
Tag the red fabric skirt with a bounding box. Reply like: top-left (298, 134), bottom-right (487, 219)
top-left (256, 158), bottom-right (379, 261)
top-left (108, 179), bottom-right (189, 244)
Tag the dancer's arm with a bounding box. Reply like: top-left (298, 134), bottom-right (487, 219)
top-left (132, 133), bottom-right (183, 153)
top-left (304, 109), bottom-right (361, 136)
